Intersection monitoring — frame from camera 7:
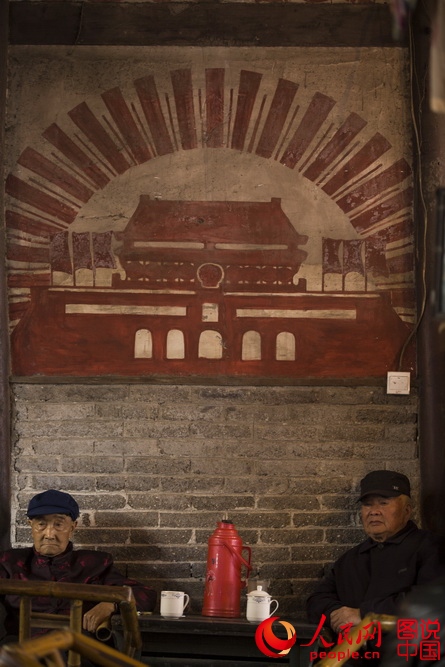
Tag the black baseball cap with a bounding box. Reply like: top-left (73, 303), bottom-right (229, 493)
top-left (27, 489), bottom-right (80, 521)
top-left (358, 470), bottom-right (411, 501)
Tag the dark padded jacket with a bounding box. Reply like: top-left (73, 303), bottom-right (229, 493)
top-left (306, 521), bottom-right (444, 629)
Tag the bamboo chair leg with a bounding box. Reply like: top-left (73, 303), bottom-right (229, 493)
top-left (67, 600), bottom-right (83, 667)
top-left (44, 649), bottom-right (66, 667)
top-left (19, 598), bottom-right (32, 643)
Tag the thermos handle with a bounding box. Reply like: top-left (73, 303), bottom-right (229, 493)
top-left (241, 545), bottom-right (252, 583)
top-left (223, 542), bottom-right (252, 575)
top-left (242, 545), bottom-right (252, 570)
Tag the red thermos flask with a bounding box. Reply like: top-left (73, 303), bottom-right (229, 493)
top-left (202, 519), bottom-right (252, 618)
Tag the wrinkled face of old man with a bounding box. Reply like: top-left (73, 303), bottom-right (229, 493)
top-left (29, 513), bottom-right (77, 556)
top-left (360, 494), bottom-right (411, 543)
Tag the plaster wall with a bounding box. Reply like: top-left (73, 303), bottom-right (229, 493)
top-left (5, 46), bottom-right (415, 379)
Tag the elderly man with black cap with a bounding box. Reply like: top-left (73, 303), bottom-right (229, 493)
top-left (0, 489), bottom-right (156, 641)
top-left (306, 470), bottom-right (444, 662)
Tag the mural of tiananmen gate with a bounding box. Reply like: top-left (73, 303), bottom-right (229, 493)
top-left (5, 63), bottom-right (415, 378)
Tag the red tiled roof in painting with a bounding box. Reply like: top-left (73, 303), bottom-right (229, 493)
top-left (114, 197), bottom-right (308, 288)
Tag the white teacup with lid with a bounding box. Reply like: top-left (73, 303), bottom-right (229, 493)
top-left (246, 585), bottom-right (279, 624)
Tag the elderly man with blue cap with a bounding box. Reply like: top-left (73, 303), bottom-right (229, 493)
top-left (0, 489), bottom-right (156, 641)
top-left (306, 470), bottom-right (444, 665)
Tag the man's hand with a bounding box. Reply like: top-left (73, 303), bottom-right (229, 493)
top-left (330, 606), bottom-right (361, 633)
top-left (82, 602), bottom-right (116, 633)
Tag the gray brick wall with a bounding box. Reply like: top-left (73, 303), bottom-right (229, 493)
top-left (10, 383), bottom-right (419, 618)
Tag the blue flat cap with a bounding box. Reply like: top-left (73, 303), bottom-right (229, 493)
top-left (27, 489), bottom-right (80, 520)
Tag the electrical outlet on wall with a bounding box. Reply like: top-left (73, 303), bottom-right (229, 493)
top-left (387, 371), bottom-right (410, 395)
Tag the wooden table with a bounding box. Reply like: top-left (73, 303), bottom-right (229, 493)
top-left (112, 613), bottom-right (321, 667)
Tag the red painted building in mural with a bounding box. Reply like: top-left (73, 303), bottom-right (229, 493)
top-left (10, 197), bottom-right (412, 378)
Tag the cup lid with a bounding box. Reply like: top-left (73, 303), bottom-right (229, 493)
top-left (247, 585), bottom-right (270, 598)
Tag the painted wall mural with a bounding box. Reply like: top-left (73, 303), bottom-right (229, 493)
top-left (5, 47), bottom-right (415, 378)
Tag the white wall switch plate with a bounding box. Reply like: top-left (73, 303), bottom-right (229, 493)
top-left (387, 371), bottom-right (411, 395)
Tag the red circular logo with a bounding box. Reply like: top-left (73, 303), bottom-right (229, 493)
top-left (255, 616), bottom-right (297, 658)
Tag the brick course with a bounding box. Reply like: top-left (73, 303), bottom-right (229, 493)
top-left (10, 382), bottom-right (419, 617)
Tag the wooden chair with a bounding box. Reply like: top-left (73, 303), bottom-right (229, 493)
top-left (0, 580), bottom-right (142, 667)
top-left (0, 629), bottom-right (148, 667)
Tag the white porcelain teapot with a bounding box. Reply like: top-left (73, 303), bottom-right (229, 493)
top-left (246, 585), bottom-right (279, 623)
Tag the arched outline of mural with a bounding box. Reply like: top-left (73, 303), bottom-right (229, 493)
top-left (5, 66), bottom-right (414, 346)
